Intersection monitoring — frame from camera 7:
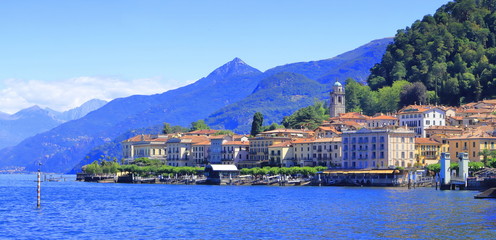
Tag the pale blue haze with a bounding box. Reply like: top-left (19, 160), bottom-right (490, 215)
top-left (1, 175), bottom-right (495, 239)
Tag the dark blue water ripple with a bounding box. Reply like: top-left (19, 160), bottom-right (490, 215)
top-left (1, 174), bottom-right (495, 239)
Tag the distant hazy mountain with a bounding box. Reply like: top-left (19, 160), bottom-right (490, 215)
top-left (0, 58), bottom-right (263, 173)
top-left (0, 99), bottom-right (107, 150)
top-left (0, 106), bottom-right (63, 150)
top-left (264, 38), bottom-right (393, 85)
top-left (54, 99), bottom-right (108, 121)
top-left (206, 72), bottom-right (328, 132)
top-left (0, 38), bottom-right (391, 173)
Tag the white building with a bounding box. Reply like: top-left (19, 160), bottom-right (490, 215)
top-left (222, 141), bottom-right (250, 165)
top-left (397, 105), bottom-right (446, 138)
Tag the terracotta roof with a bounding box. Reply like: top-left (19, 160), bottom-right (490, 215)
top-left (467, 113), bottom-right (496, 119)
top-left (398, 105), bottom-right (443, 114)
top-left (268, 141), bottom-right (292, 148)
top-left (481, 99), bottom-right (496, 104)
top-left (193, 141), bottom-right (212, 146)
top-left (342, 121), bottom-right (364, 128)
top-left (312, 137), bottom-right (342, 143)
top-left (169, 135), bottom-right (210, 144)
top-left (368, 115), bottom-right (398, 120)
top-left (450, 116), bottom-right (463, 120)
top-left (335, 112), bottom-right (370, 120)
top-left (291, 138), bottom-right (315, 144)
top-left (314, 126), bottom-right (342, 134)
top-left (185, 129), bottom-right (219, 135)
top-left (123, 134), bottom-right (169, 143)
top-left (415, 138), bottom-right (440, 145)
top-left (426, 126), bottom-right (463, 130)
top-left (210, 135), bottom-right (227, 139)
top-left (458, 108), bottom-right (493, 114)
top-left (223, 141), bottom-right (249, 146)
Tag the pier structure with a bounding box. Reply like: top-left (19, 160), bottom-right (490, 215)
top-left (439, 152), bottom-right (469, 190)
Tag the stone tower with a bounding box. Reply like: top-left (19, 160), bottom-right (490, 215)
top-left (330, 81), bottom-right (345, 117)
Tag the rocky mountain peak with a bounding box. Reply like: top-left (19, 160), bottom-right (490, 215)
top-left (206, 57), bottom-right (262, 80)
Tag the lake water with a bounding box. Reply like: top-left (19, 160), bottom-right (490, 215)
top-left (0, 174), bottom-right (495, 239)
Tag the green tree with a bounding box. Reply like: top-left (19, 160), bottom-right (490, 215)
top-left (478, 149), bottom-right (496, 167)
top-left (264, 123), bottom-right (285, 131)
top-left (190, 120), bottom-right (210, 131)
top-left (468, 162), bottom-right (484, 172)
top-left (399, 81), bottom-right (428, 107)
top-left (367, 0), bottom-right (496, 106)
top-left (251, 112), bottom-right (264, 136)
top-left (426, 163), bottom-right (441, 173)
top-left (376, 80), bottom-right (409, 113)
top-left (213, 130), bottom-right (235, 136)
top-left (281, 101), bottom-right (328, 130)
top-left (162, 123), bottom-right (173, 134)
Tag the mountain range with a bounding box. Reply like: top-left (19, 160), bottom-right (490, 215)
top-left (0, 38), bottom-right (392, 173)
top-left (0, 99), bottom-right (107, 150)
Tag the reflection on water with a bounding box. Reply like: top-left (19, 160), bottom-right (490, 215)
top-left (0, 174), bottom-right (495, 239)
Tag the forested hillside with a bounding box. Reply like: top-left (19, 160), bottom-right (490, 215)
top-left (368, 0), bottom-right (496, 106)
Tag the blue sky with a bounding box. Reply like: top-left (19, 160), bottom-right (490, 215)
top-left (0, 0), bottom-right (449, 113)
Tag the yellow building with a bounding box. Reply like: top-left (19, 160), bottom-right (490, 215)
top-left (414, 138), bottom-right (441, 166)
top-left (448, 133), bottom-right (496, 162)
top-left (268, 142), bottom-right (294, 167)
top-left (121, 134), bottom-right (169, 164)
top-left (292, 138), bottom-right (315, 167)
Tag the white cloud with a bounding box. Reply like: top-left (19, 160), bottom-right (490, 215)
top-left (0, 77), bottom-right (186, 114)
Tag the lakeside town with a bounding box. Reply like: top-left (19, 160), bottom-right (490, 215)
top-left (79, 82), bottom-right (496, 192)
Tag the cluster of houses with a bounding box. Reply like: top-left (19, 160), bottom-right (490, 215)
top-left (122, 82), bottom-right (496, 170)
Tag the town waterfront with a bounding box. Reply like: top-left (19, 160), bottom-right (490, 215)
top-left (1, 174), bottom-right (495, 239)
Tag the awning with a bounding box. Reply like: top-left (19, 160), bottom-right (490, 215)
top-left (207, 164), bottom-right (239, 171)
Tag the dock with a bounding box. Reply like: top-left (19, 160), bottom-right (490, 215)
top-left (474, 188), bottom-right (496, 199)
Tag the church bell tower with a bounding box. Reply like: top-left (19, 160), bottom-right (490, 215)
top-left (330, 81), bottom-right (345, 118)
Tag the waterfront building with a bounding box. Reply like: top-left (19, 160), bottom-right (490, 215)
top-left (414, 138), bottom-right (441, 166)
top-left (397, 105), bottom-right (446, 138)
top-left (166, 136), bottom-right (210, 167)
top-left (341, 127), bottom-right (416, 169)
top-left (121, 134), bottom-right (169, 164)
top-left (245, 136), bottom-right (292, 168)
top-left (221, 140), bottom-right (249, 165)
top-left (329, 81), bottom-right (345, 118)
top-left (244, 129), bottom-right (314, 168)
top-left (268, 142), bottom-right (294, 167)
top-left (311, 137), bottom-right (342, 167)
top-left (209, 136), bottom-right (229, 164)
top-left (292, 138), bottom-right (315, 167)
top-left (192, 140), bottom-right (211, 167)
